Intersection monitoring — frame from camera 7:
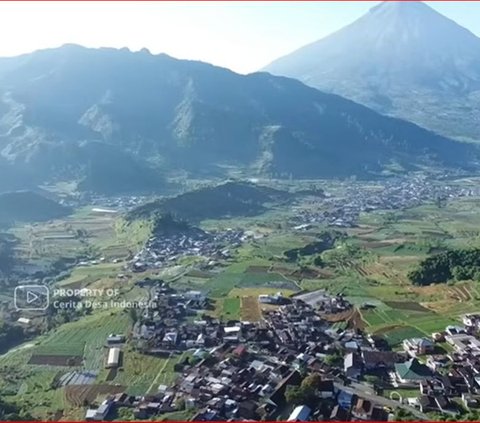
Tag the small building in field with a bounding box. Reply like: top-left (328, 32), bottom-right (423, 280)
top-left (85, 398), bottom-right (113, 421)
top-left (106, 334), bottom-right (126, 345)
top-left (185, 290), bottom-right (205, 301)
top-left (106, 347), bottom-right (121, 368)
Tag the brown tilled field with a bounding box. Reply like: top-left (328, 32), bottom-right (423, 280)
top-left (455, 285), bottom-right (473, 301)
top-left (321, 307), bottom-right (355, 323)
top-left (65, 384), bottom-right (126, 406)
top-left (29, 354), bottom-right (83, 367)
top-left (354, 262), bottom-right (409, 285)
top-left (347, 309), bottom-right (366, 331)
top-left (241, 296), bottom-right (262, 322)
top-left (246, 265), bottom-right (271, 274)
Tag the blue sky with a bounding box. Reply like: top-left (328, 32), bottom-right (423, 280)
top-left (0, 1), bottom-right (478, 73)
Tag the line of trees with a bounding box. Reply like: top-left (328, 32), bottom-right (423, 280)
top-left (0, 234), bottom-right (15, 275)
top-left (0, 397), bottom-right (33, 421)
top-left (0, 321), bottom-right (26, 354)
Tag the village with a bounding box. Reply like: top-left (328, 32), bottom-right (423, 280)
top-left (291, 175), bottom-right (480, 229)
top-left (83, 279), bottom-right (480, 422)
top-left (129, 228), bottom-right (251, 272)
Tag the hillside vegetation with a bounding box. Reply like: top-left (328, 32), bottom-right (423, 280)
top-left (409, 248), bottom-right (480, 285)
top-left (128, 181), bottom-right (290, 222)
top-left (0, 234), bottom-right (15, 275)
top-left (0, 44), bottom-right (478, 194)
top-left (0, 191), bottom-right (71, 225)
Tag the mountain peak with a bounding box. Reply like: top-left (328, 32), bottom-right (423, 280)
top-left (263, 1), bottom-right (480, 142)
top-left (366, 1), bottom-right (453, 27)
top-left (370, 1), bottom-right (432, 14)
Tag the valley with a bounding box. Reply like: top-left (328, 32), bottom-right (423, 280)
top-left (2, 174), bottom-right (480, 420)
top-left (0, 3), bottom-right (480, 420)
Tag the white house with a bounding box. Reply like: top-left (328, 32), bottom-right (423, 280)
top-left (287, 405), bottom-right (312, 422)
top-left (403, 338), bottom-right (434, 356)
top-left (185, 290), bottom-right (205, 301)
top-left (86, 399), bottom-right (113, 421)
top-left (446, 334), bottom-right (480, 353)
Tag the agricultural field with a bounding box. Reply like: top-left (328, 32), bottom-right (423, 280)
top-left (24, 311), bottom-right (132, 370)
top-left (65, 384), bottom-right (126, 407)
top-left (374, 325), bottom-right (427, 347)
top-left (222, 298), bottom-right (241, 320)
top-left (7, 208), bottom-right (150, 282)
top-left (5, 182), bottom-right (480, 419)
top-left (175, 193), bottom-right (480, 340)
top-left (311, 199), bottom-right (480, 336)
top-left (0, 310), bottom-right (135, 420)
top-left (111, 351), bottom-right (183, 396)
top-left (240, 296), bottom-right (262, 322)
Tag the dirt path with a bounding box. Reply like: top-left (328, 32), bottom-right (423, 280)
top-left (146, 356), bottom-right (172, 394)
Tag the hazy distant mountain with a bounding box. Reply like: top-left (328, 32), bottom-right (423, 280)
top-left (0, 44), bottom-right (478, 194)
top-left (264, 1), bottom-right (480, 142)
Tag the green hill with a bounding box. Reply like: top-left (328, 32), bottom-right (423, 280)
top-left (0, 191), bottom-right (72, 225)
top-left (128, 181), bottom-right (290, 222)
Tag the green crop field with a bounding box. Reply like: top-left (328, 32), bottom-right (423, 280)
top-left (378, 326), bottom-right (427, 346)
top-left (112, 351), bottom-right (182, 396)
top-left (34, 311), bottom-right (132, 369)
top-left (34, 342), bottom-right (86, 357)
top-left (222, 298), bottom-right (241, 319)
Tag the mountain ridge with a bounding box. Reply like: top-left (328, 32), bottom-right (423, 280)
top-left (0, 44), bottom-right (478, 193)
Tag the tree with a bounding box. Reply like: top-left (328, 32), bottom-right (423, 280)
top-left (382, 212), bottom-right (398, 225)
top-left (452, 266), bottom-right (469, 281)
top-left (129, 308), bottom-right (138, 323)
top-left (324, 352), bottom-right (343, 367)
top-left (435, 196), bottom-right (447, 209)
top-left (285, 385), bottom-right (316, 407)
top-left (285, 385), bottom-right (305, 405)
top-left (301, 373), bottom-right (322, 390)
top-left (313, 255), bottom-right (324, 267)
top-left (175, 398), bottom-right (186, 411)
top-left (393, 408), bottom-right (417, 422)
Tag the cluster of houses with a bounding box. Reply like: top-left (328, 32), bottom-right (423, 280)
top-left (85, 277), bottom-right (480, 422)
top-left (129, 228), bottom-right (249, 272)
top-left (121, 299), bottom-right (398, 421)
top-left (337, 312), bottom-right (480, 416)
top-left (79, 193), bottom-right (149, 211)
top-left (385, 315), bottom-right (480, 415)
top-left (90, 288), bottom-right (416, 421)
top-left (290, 175), bottom-right (480, 229)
